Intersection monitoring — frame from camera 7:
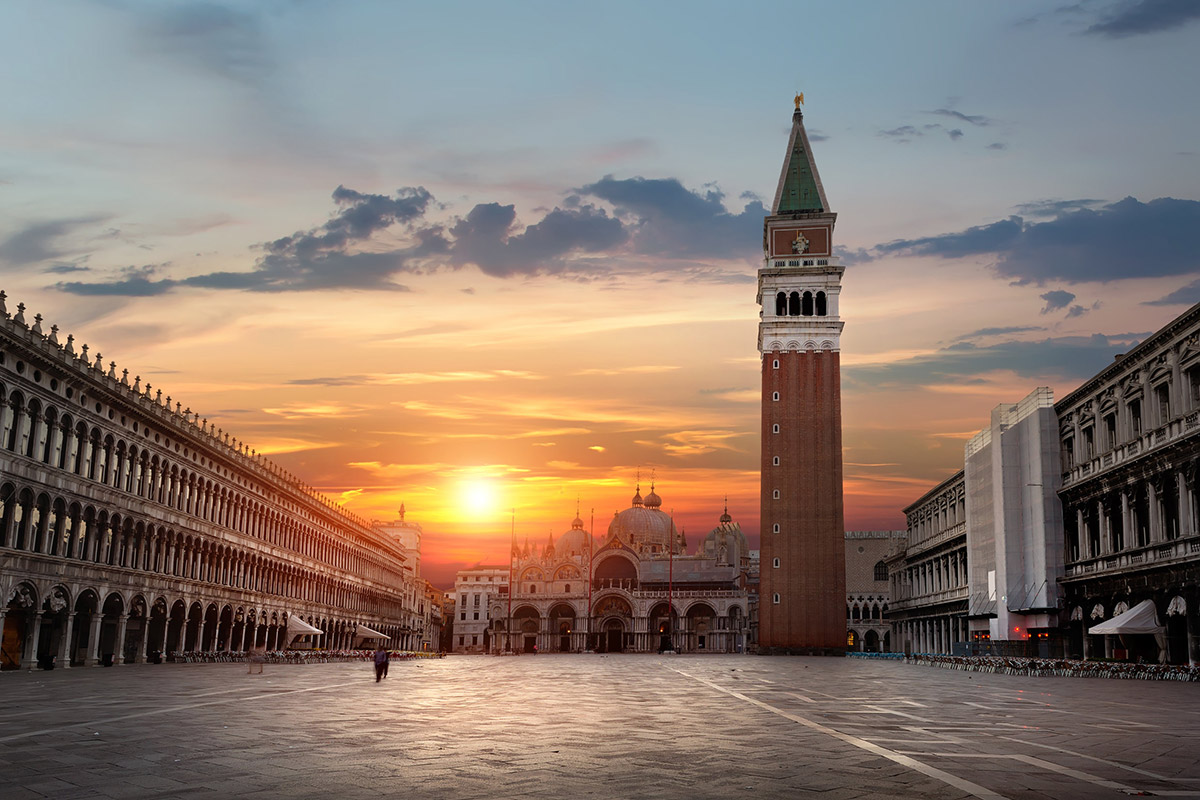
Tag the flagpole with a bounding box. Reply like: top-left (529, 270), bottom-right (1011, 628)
top-left (668, 508), bottom-right (675, 653)
top-left (507, 508), bottom-right (514, 654)
top-left (587, 507), bottom-right (594, 653)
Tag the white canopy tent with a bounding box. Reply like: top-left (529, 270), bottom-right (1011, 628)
top-left (1088, 599), bottom-right (1167, 663)
top-left (285, 614), bottom-right (323, 645)
top-left (352, 624), bottom-right (390, 645)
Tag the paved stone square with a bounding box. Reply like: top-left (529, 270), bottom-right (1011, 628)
top-left (2, 654), bottom-right (1199, 799)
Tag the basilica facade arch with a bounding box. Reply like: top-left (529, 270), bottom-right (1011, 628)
top-left (478, 490), bottom-right (751, 655)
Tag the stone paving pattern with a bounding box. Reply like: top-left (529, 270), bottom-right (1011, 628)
top-left (2, 655), bottom-right (1199, 799)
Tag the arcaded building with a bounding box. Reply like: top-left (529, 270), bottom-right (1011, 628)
top-left (894, 303), bottom-right (1200, 663)
top-left (888, 473), bottom-right (969, 655)
top-left (0, 294), bottom-right (421, 669)
top-left (471, 486), bottom-right (751, 654)
top-left (845, 530), bottom-right (904, 653)
top-left (1057, 303), bottom-right (1200, 664)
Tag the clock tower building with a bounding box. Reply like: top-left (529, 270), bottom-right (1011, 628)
top-left (757, 99), bottom-right (847, 653)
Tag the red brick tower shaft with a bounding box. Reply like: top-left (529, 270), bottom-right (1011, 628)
top-left (757, 99), bottom-right (847, 653)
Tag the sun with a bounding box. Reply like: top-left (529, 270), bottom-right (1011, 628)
top-left (462, 480), bottom-right (497, 517)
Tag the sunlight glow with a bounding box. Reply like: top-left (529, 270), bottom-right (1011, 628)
top-left (462, 480), bottom-right (497, 517)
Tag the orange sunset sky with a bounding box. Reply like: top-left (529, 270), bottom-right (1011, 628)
top-left (3, 3), bottom-right (1199, 587)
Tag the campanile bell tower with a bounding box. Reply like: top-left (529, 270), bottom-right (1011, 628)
top-left (757, 97), bottom-right (846, 653)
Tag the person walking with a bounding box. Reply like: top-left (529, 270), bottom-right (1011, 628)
top-left (373, 645), bottom-right (389, 682)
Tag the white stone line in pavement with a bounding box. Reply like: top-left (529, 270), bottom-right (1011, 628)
top-left (903, 752), bottom-right (1144, 795)
top-left (992, 734), bottom-right (1200, 783)
top-left (786, 692), bottom-right (816, 703)
top-left (902, 725), bottom-right (968, 745)
top-left (0, 679), bottom-right (364, 744)
top-left (668, 667), bottom-right (1009, 800)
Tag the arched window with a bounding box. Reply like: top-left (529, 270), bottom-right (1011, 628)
top-left (788, 292), bottom-right (800, 316)
top-left (816, 291), bottom-right (827, 316)
top-left (775, 292), bottom-right (787, 316)
top-left (772, 593), bottom-right (780, 605)
top-left (802, 291), bottom-right (814, 316)
top-left (772, 557), bottom-right (780, 568)
top-left (772, 524), bottom-right (779, 533)
top-left (772, 424), bottom-right (780, 434)
top-left (874, 561), bottom-right (888, 581)
top-left (772, 456), bottom-right (780, 466)
top-left (772, 489), bottom-right (780, 499)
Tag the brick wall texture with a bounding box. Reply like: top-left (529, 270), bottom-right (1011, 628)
top-left (759, 348), bottom-right (847, 650)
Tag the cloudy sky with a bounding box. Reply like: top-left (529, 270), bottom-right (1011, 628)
top-left (3, 1), bottom-right (1199, 587)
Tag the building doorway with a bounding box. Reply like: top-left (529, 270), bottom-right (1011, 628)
top-left (605, 621), bottom-right (624, 653)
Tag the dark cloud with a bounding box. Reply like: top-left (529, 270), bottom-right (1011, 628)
top-left (578, 176), bottom-right (765, 260)
top-left (447, 202), bottom-right (625, 277)
top-left (873, 197), bottom-right (1200, 284)
top-left (1147, 278), bottom-right (1200, 306)
top-left (1040, 289), bottom-right (1076, 313)
top-left (0, 217), bottom-right (106, 266)
top-left (59, 187), bottom-right (435, 295)
top-left (876, 217), bottom-right (1023, 260)
top-left (142, 2), bottom-right (271, 84)
top-left (845, 334), bottom-right (1140, 389)
top-left (930, 109), bottom-right (991, 126)
top-left (807, 130), bottom-right (830, 143)
top-left (56, 174), bottom-right (772, 295)
top-left (954, 326), bottom-right (1046, 340)
top-left (1086, 0), bottom-right (1200, 37)
top-left (986, 143), bottom-right (1007, 151)
top-left (1013, 198), bottom-right (1104, 218)
top-left (42, 263), bottom-right (90, 274)
top-left (947, 129), bottom-right (964, 141)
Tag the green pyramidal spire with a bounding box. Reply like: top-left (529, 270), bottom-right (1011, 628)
top-left (771, 105), bottom-right (830, 215)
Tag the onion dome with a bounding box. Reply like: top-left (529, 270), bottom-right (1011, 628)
top-left (608, 482), bottom-right (676, 552)
top-left (644, 482), bottom-right (662, 509)
top-left (720, 497), bottom-right (732, 524)
top-left (632, 484), bottom-right (644, 507)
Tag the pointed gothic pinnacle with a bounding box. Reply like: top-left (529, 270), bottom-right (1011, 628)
top-left (14, 302), bottom-right (26, 325)
top-left (32, 313), bottom-right (43, 334)
top-left (121, 369), bottom-right (129, 385)
top-left (0, 290), bottom-right (7, 316)
top-left (48, 324), bottom-right (59, 345)
top-left (80, 343), bottom-right (89, 362)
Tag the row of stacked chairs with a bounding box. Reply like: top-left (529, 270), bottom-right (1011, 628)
top-left (167, 649), bottom-right (446, 664)
top-left (907, 654), bottom-right (1200, 681)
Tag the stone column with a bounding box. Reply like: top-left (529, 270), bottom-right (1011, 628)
top-left (133, 618), bottom-right (149, 664)
top-left (1177, 469), bottom-right (1190, 540)
top-left (1076, 507), bottom-right (1087, 559)
top-left (21, 612), bottom-right (43, 670)
top-left (113, 614), bottom-right (129, 665)
top-left (58, 612), bottom-right (75, 668)
top-left (1148, 481), bottom-right (1161, 544)
top-left (1098, 500), bottom-right (1110, 555)
top-left (85, 613), bottom-right (103, 667)
top-left (156, 616), bottom-right (169, 658)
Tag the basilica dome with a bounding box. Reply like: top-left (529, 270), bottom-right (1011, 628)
top-left (555, 513), bottom-right (592, 556)
top-left (607, 484), bottom-right (676, 552)
top-left (699, 502), bottom-right (748, 566)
